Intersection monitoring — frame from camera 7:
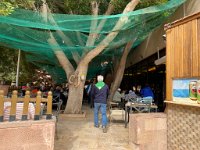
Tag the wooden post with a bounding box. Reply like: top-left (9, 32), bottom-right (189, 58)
top-left (9, 90), bottom-right (17, 122)
top-left (22, 91), bottom-right (30, 121)
top-left (34, 91), bottom-right (41, 120)
top-left (46, 91), bottom-right (52, 120)
top-left (0, 90), bottom-right (4, 122)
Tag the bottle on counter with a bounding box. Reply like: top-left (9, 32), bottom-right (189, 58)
top-left (189, 81), bottom-right (197, 100)
top-left (197, 80), bottom-right (200, 104)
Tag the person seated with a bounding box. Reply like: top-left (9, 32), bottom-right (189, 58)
top-left (53, 86), bottom-right (66, 111)
top-left (140, 84), bottom-right (154, 99)
top-left (60, 88), bottom-right (67, 110)
top-left (112, 88), bottom-right (123, 103)
top-left (111, 88), bottom-right (125, 109)
top-left (53, 86), bottom-right (62, 103)
top-left (3, 102), bottom-right (35, 121)
top-left (125, 90), bottom-right (137, 101)
top-left (31, 86), bottom-right (39, 98)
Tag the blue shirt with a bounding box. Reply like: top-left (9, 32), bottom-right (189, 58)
top-left (140, 86), bottom-right (154, 99)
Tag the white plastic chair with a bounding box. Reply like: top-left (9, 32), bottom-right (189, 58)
top-left (109, 102), bottom-right (125, 123)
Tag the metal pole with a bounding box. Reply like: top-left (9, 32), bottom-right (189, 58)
top-left (16, 50), bottom-right (21, 87)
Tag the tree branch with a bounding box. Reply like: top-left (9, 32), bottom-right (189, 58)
top-left (71, 51), bottom-right (81, 64)
top-left (109, 39), bottom-right (135, 102)
top-left (40, 2), bottom-right (75, 77)
top-left (85, 0), bottom-right (115, 49)
top-left (40, 0), bottom-right (48, 22)
top-left (85, 1), bottom-right (99, 48)
top-left (76, 31), bottom-right (85, 47)
top-left (47, 6), bottom-right (81, 65)
top-left (82, 0), bottom-right (139, 65)
top-left (95, 0), bottom-right (115, 34)
top-left (47, 33), bottom-right (75, 78)
top-left (82, 0), bottom-right (115, 57)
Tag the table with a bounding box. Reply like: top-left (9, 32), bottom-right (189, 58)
top-left (110, 102), bottom-right (119, 108)
top-left (125, 102), bottom-right (158, 128)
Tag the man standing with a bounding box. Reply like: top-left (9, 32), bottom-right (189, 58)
top-left (89, 78), bottom-right (96, 108)
top-left (91, 75), bottom-right (109, 133)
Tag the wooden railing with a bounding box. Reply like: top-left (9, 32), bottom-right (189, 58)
top-left (0, 90), bottom-right (52, 122)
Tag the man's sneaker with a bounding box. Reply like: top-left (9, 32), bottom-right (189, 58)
top-left (94, 125), bottom-right (99, 128)
top-left (102, 126), bottom-right (107, 133)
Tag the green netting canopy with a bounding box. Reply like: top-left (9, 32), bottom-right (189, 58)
top-left (0, 0), bottom-right (186, 83)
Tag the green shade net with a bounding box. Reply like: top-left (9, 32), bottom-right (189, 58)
top-left (0, 0), bottom-right (186, 83)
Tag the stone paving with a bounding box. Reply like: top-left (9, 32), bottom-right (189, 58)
top-left (54, 105), bottom-right (131, 150)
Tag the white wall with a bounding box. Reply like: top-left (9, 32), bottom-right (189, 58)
top-left (126, 0), bottom-right (200, 68)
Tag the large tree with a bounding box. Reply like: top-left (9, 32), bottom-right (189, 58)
top-left (47, 0), bottom-right (140, 114)
top-left (46, 0), bottom-right (168, 114)
top-left (0, 0), bottom-right (169, 114)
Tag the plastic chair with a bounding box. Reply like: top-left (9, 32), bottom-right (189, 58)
top-left (109, 101), bottom-right (125, 123)
top-left (52, 99), bottom-right (63, 121)
top-left (52, 99), bottom-right (62, 139)
top-left (52, 93), bottom-right (60, 103)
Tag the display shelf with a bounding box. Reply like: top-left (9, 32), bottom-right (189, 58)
top-left (165, 98), bottom-right (200, 107)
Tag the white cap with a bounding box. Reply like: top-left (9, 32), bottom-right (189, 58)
top-left (97, 75), bottom-right (104, 82)
top-left (117, 88), bottom-right (121, 92)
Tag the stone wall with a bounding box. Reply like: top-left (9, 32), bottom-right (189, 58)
top-left (0, 119), bottom-right (55, 150)
top-left (129, 113), bottom-right (167, 150)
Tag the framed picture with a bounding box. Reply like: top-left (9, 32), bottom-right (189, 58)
top-left (173, 78), bottom-right (198, 98)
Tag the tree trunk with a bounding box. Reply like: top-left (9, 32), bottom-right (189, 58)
top-left (64, 82), bottom-right (85, 114)
top-left (64, 64), bottom-right (88, 114)
top-left (109, 40), bottom-right (135, 102)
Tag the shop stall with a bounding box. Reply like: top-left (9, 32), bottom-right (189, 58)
top-left (165, 12), bottom-right (200, 150)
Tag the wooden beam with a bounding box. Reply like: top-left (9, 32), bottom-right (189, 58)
top-left (165, 12), bottom-right (200, 30)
